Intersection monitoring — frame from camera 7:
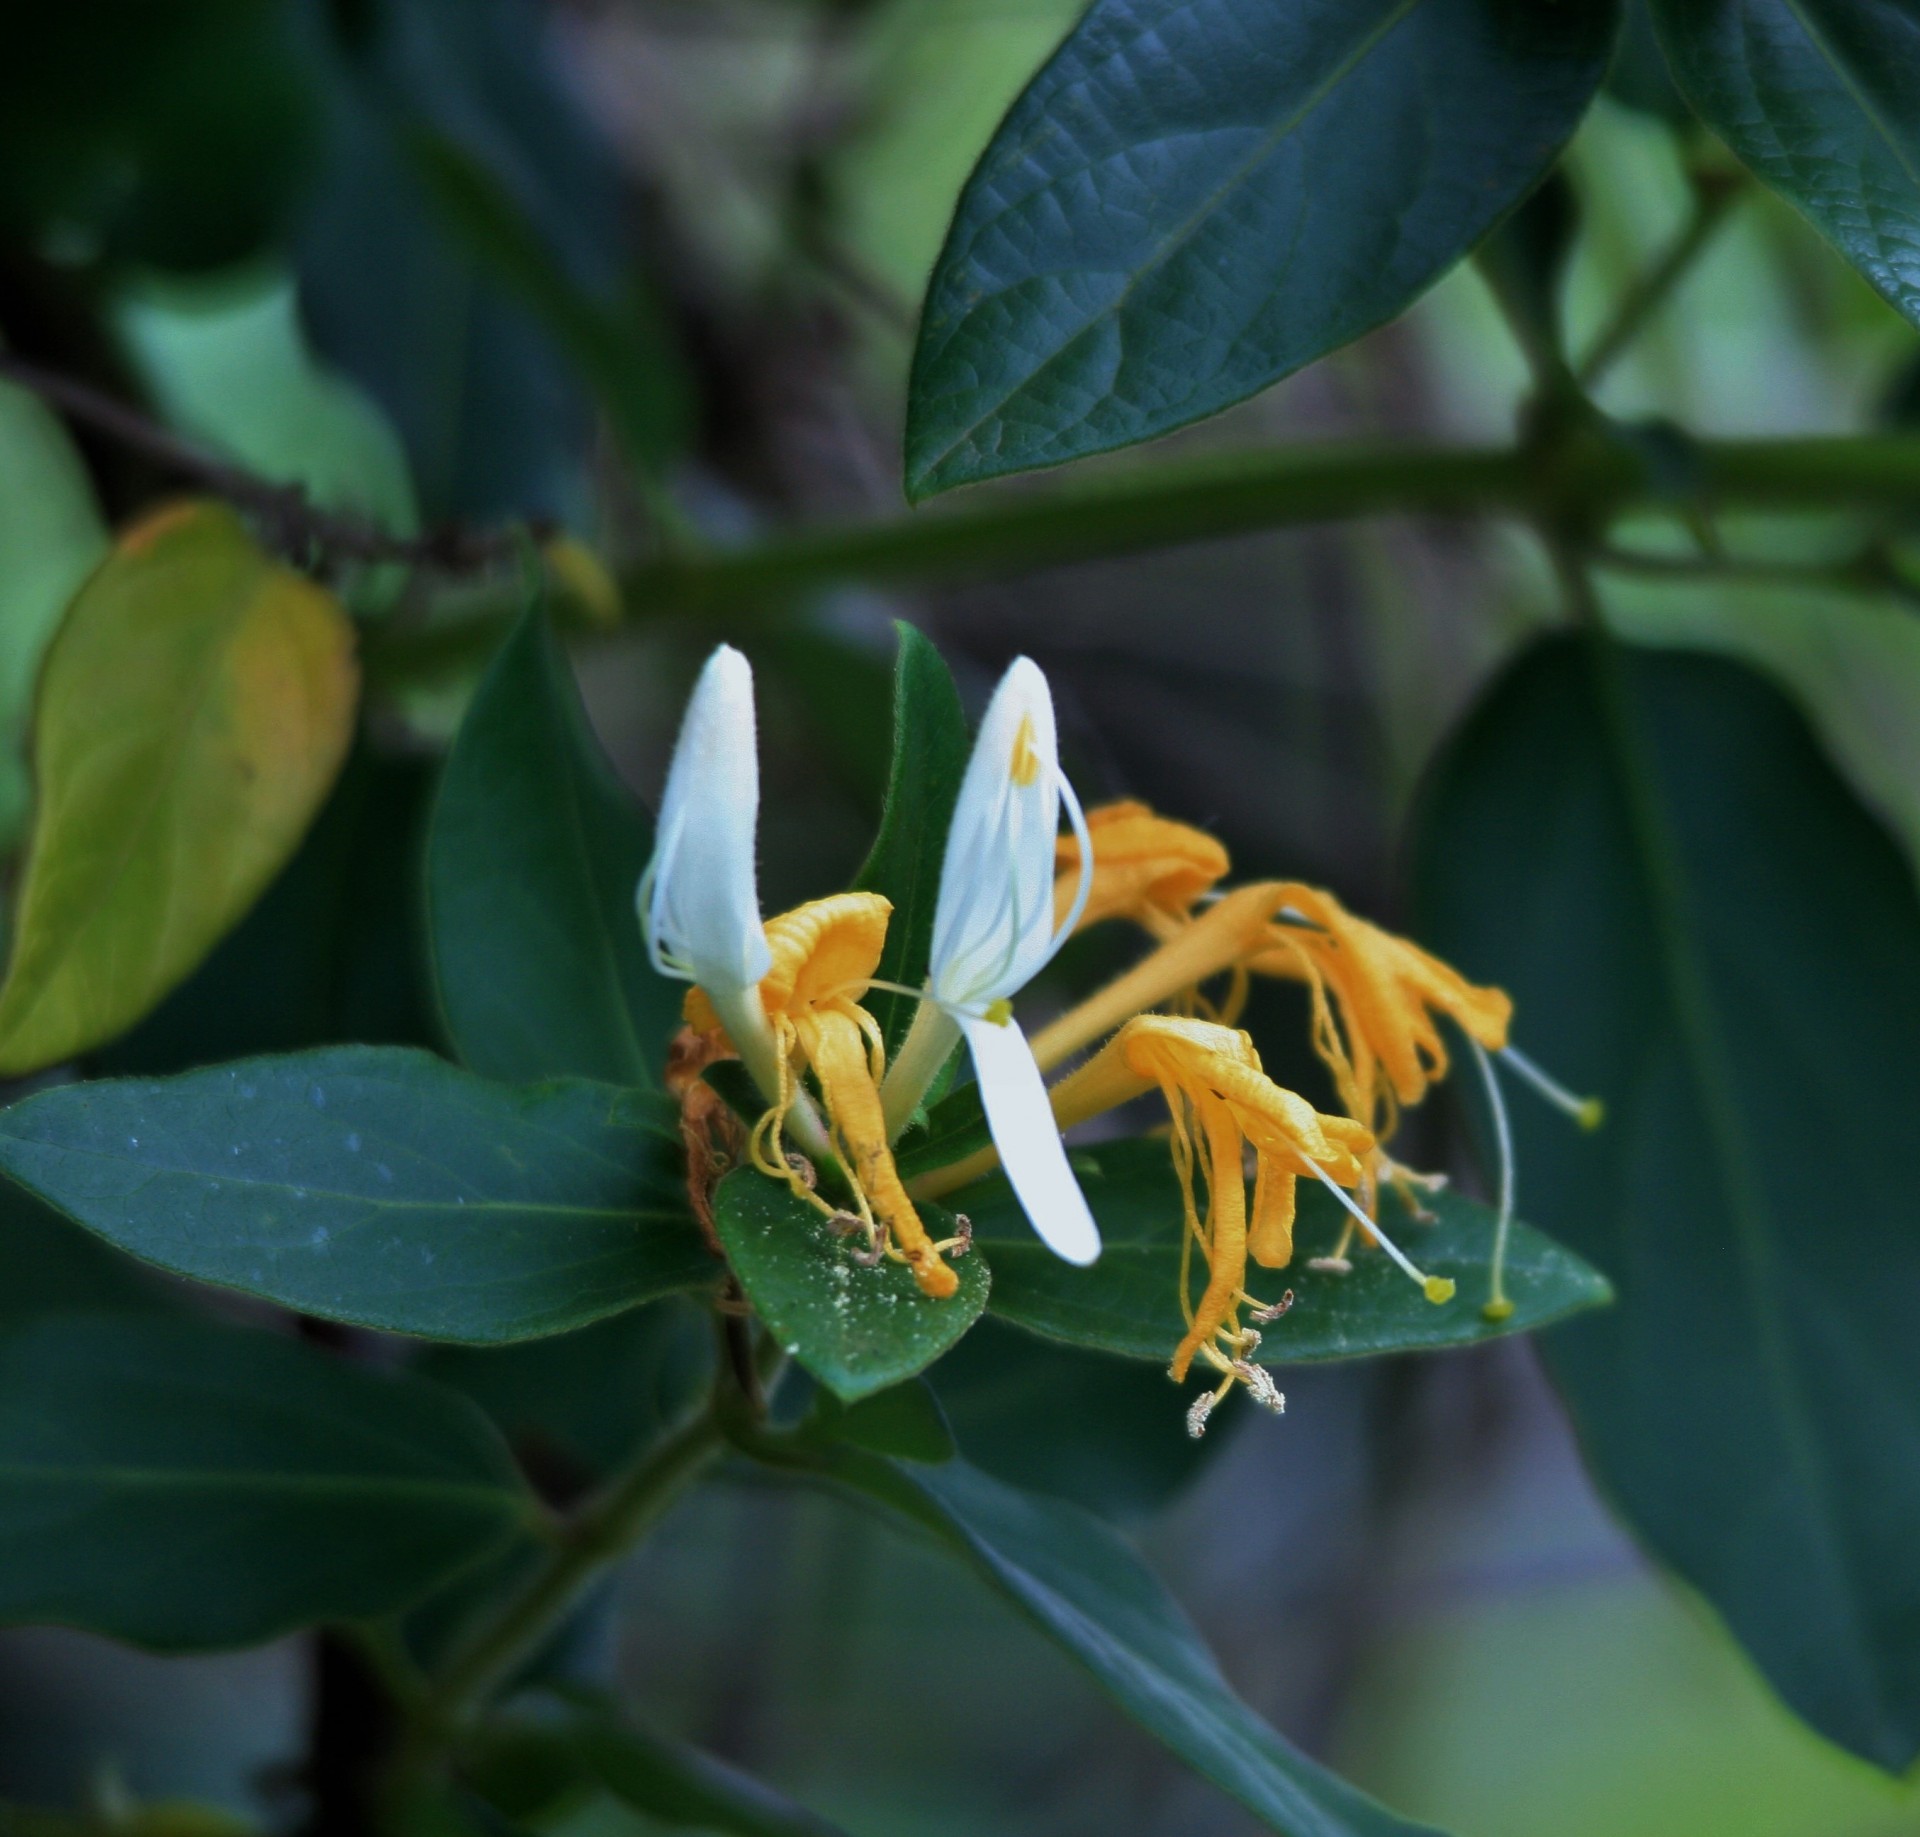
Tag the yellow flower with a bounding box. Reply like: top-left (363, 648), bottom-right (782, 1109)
top-left (688, 892), bottom-right (960, 1300)
top-left (1053, 800), bottom-right (1230, 938)
top-left (1250, 881), bottom-right (1512, 1141)
top-left (1037, 1015), bottom-right (1453, 1431)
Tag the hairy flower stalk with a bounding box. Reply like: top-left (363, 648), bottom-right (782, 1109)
top-left (880, 658), bottom-right (1102, 1266)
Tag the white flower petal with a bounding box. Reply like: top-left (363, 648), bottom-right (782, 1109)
top-left (930, 657), bottom-right (1086, 1013)
top-left (960, 1013), bottom-right (1101, 1266)
top-left (639, 645), bottom-right (771, 992)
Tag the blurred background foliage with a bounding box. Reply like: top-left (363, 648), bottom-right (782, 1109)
top-left (2, 1), bottom-right (1920, 1834)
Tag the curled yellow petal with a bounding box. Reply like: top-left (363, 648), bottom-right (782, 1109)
top-left (1052, 800), bottom-right (1231, 935)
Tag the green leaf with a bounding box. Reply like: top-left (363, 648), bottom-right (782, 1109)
top-left (0, 1313), bottom-right (530, 1649)
top-left (469, 1708), bottom-right (850, 1837)
top-left (428, 608), bottom-right (680, 1089)
top-left (0, 1046), bottom-right (717, 1344)
top-left (0, 1182), bottom-right (176, 1325)
top-left (812, 1377), bottom-right (955, 1464)
top-left (1412, 633), bottom-right (1920, 1770)
top-left (94, 744), bottom-right (440, 1076)
top-left (905, 0), bottom-right (1620, 496)
top-left (0, 380), bottom-right (106, 855)
top-left (959, 1138), bottom-right (1609, 1365)
top-left (809, 1449), bottom-right (1441, 1837)
top-left (1652, 0), bottom-right (1920, 326)
top-left (850, 624), bottom-right (971, 1056)
top-left (929, 1317), bottom-right (1222, 1519)
top-left (893, 1081), bottom-right (988, 1180)
top-left (0, 501), bottom-right (359, 1076)
top-left (419, 1301), bottom-right (712, 1481)
top-left (573, 1707), bottom-right (851, 1837)
top-left (713, 1168), bottom-right (988, 1401)
top-left (405, 128), bottom-right (691, 480)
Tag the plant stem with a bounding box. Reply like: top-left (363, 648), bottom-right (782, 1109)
top-left (1576, 174), bottom-right (1741, 389)
top-left (613, 429), bottom-right (1920, 622)
top-left (415, 1404), bottom-right (726, 1736)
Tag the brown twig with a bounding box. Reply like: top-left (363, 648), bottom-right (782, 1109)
top-left (0, 350), bottom-right (524, 575)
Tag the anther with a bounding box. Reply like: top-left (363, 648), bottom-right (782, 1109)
top-left (1250, 1288), bottom-right (1295, 1324)
top-left (1307, 1255), bottom-right (1352, 1275)
top-left (786, 1153), bottom-right (818, 1190)
top-left (1185, 1391), bottom-right (1217, 1439)
top-left (1232, 1361), bottom-right (1285, 1414)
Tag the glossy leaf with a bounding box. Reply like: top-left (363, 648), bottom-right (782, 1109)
top-left (1414, 634), bottom-right (1920, 1770)
top-left (851, 624), bottom-right (971, 1056)
top-left (930, 1317), bottom-right (1221, 1518)
top-left (0, 1314), bottom-right (530, 1649)
top-left (713, 1169), bottom-right (988, 1401)
top-left (958, 1138), bottom-right (1609, 1364)
top-left (906, 0), bottom-right (1619, 496)
top-left (428, 608), bottom-right (679, 1088)
top-left (0, 381), bottom-right (106, 853)
top-left (0, 502), bottom-right (358, 1075)
top-left (0, 1047), bottom-right (717, 1344)
top-left (814, 1448), bottom-right (1440, 1837)
top-left (1653, 0), bottom-right (1920, 326)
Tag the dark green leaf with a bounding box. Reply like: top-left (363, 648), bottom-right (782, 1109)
top-left (429, 608), bottom-right (680, 1090)
top-left (810, 1450), bottom-right (1441, 1837)
top-left (296, 0), bottom-right (629, 520)
top-left (930, 1317), bottom-right (1222, 1518)
top-left (1653, 0), bottom-right (1920, 326)
top-left (812, 1377), bottom-right (955, 1464)
top-left (851, 624), bottom-right (971, 1056)
top-left (469, 1708), bottom-right (850, 1837)
top-left (960, 1138), bottom-right (1609, 1365)
top-left (906, 0), bottom-right (1619, 496)
top-left (0, 1314), bottom-right (530, 1649)
top-left (1413, 634), bottom-right (1920, 1770)
top-left (419, 1301), bottom-right (712, 1482)
top-left (97, 745), bottom-right (439, 1077)
top-left (574, 1707), bottom-right (850, 1837)
top-left (405, 127), bottom-right (691, 478)
top-left (0, 1047), bottom-right (717, 1344)
top-left (1608, 0), bottom-right (1693, 119)
top-left (0, 1182), bottom-right (175, 1324)
top-left (0, 2), bottom-right (318, 269)
top-left (893, 1081), bottom-right (988, 1181)
top-left (713, 1168), bottom-right (988, 1401)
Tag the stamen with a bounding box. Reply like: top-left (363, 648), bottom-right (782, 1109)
top-left (1471, 1038), bottom-right (1516, 1322)
top-left (1185, 1390), bottom-right (1218, 1439)
top-left (1054, 769), bottom-right (1095, 943)
top-left (1500, 1045), bottom-right (1604, 1130)
top-left (1310, 1165), bottom-right (1454, 1304)
top-left (1232, 1361), bottom-right (1285, 1414)
top-left (1248, 1288), bottom-right (1295, 1325)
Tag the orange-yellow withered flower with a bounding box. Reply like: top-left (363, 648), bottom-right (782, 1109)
top-left (1048, 802), bottom-right (1600, 1321)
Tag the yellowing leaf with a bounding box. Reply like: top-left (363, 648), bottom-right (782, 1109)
top-left (0, 500), bottom-right (358, 1074)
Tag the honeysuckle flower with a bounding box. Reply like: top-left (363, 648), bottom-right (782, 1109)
top-left (879, 658), bottom-right (1101, 1266)
top-left (687, 892), bottom-right (961, 1298)
top-left (639, 646), bottom-right (783, 1101)
top-left (1049, 1015), bottom-right (1448, 1431)
top-left (1052, 800), bottom-right (1229, 939)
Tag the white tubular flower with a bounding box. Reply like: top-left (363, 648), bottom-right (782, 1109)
top-left (885, 657), bottom-right (1101, 1265)
top-left (638, 645), bottom-right (781, 1097)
